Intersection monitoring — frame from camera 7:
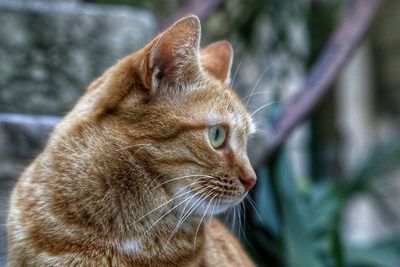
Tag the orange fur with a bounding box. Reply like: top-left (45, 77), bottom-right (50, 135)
top-left (7, 15), bottom-right (256, 266)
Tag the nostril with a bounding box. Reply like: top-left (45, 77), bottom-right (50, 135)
top-left (239, 173), bottom-right (256, 191)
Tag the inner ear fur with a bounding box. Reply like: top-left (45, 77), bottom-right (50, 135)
top-left (200, 41), bottom-right (233, 84)
top-left (140, 15), bottom-right (202, 92)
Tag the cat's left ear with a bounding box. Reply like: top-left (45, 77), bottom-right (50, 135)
top-left (200, 41), bottom-right (233, 84)
top-left (140, 15), bottom-right (202, 93)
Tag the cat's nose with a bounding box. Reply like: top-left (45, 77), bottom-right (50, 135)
top-left (239, 170), bottom-right (257, 191)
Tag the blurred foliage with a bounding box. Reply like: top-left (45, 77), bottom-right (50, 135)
top-left (246, 140), bottom-right (400, 267)
top-left (84, 0), bottom-right (186, 22)
top-left (83, 0), bottom-right (305, 50)
top-left (307, 0), bottom-right (345, 183)
top-left (85, 0), bottom-right (146, 6)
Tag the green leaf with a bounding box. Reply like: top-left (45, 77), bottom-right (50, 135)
top-left (346, 236), bottom-right (400, 267)
top-left (346, 140), bottom-right (400, 195)
top-left (347, 248), bottom-right (398, 267)
top-left (255, 167), bottom-right (281, 236)
top-left (309, 181), bottom-right (342, 233)
top-left (276, 150), bottom-right (323, 267)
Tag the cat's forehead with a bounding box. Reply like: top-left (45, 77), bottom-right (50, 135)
top-left (184, 82), bottom-right (255, 135)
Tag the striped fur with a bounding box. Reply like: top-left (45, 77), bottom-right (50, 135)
top-left (7, 16), bottom-right (256, 266)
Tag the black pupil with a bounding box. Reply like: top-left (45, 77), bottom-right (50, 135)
top-left (215, 128), bottom-right (220, 141)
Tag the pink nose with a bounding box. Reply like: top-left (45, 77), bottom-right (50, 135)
top-left (240, 171), bottom-right (257, 191)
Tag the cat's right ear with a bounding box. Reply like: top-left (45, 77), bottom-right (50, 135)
top-left (201, 41), bottom-right (233, 84)
top-left (139, 15), bottom-right (202, 95)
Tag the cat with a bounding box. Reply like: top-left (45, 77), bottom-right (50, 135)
top-left (7, 15), bottom-right (257, 266)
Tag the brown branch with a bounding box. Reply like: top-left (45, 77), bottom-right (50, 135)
top-left (161, 0), bottom-right (224, 29)
top-left (256, 0), bottom-right (382, 167)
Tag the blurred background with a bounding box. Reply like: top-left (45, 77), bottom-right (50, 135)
top-left (1, 0), bottom-right (400, 266)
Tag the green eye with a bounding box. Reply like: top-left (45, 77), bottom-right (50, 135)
top-left (209, 124), bottom-right (226, 148)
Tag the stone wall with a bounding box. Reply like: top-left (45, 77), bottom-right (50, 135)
top-left (0, 1), bottom-right (155, 263)
top-left (0, 0), bottom-right (154, 115)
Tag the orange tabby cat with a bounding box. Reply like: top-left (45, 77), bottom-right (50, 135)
top-left (7, 15), bottom-right (257, 266)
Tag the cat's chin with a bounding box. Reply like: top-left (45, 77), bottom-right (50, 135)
top-left (174, 187), bottom-right (247, 217)
top-left (203, 194), bottom-right (248, 215)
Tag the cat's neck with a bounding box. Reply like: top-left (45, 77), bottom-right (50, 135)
top-left (35, 134), bottom-right (207, 262)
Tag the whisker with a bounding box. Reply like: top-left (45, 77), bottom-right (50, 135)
top-left (167, 187), bottom-right (215, 243)
top-left (239, 201), bottom-right (256, 251)
top-left (176, 190), bottom-right (202, 228)
top-left (177, 184), bottom-right (214, 224)
top-left (180, 186), bottom-right (218, 224)
top-left (116, 143), bottom-right (153, 152)
top-left (254, 128), bottom-right (270, 135)
top-left (231, 52), bottom-right (247, 88)
top-left (246, 196), bottom-right (263, 224)
top-left (145, 174), bottom-right (163, 191)
top-left (208, 193), bottom-right (220, 220)
top-left (133, 181), bottom-right (203, 224)
top-left (193, 192), bottom-right (218, 252)
top-left (224, 208), bottom-right (233, 230)
top-left (179, 190), bottom-right (214, 229)
top-left (232, 206), bottom-right (237, 235)
top-left (208, 194), bottom-right (221, 224)
top-left (173, 187), bottom-right (216, 235)
top-left (236, 205), bottom-right (241, 239)
top-left (243, 91), bottom-right (273, 101)
top-left (250, 101), bottom-right (281, 118)
top-left (141, 186), bottom-right (213, 237)
top-left (245, 66), bottom-right (272, 107)
top-left (239, 202), bottom-right (245, 240)
top-left (151, 174), bottom-right (215, 191)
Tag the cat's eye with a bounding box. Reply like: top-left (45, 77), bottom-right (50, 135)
top-left (209, 124), bottom-right (226, 149)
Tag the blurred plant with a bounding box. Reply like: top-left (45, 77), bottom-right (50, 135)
top-left (244, 139), bottom-right (400, 267)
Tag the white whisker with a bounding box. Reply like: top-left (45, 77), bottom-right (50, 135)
top-left (239, 202), bottom-right (245, 240)
top-left (193, 192), bottom-right (218, 252)
top-left (246, 196), bottom-right (263, 224)
top-left (145, 174), bottom-right (162, 191)
top-left (210, 196), bottom-right (221, 222)
top-left (245, 66), bottom-right (272, 107)
top-left (167, 187), bottom-right (215, 243)
top-left (141, 186), bottom-right (213, 237)
top-left (174, 187), bottom-right (216, 234)
top-left (151, 174), bottom-right (215, 191)
top-left (232, 206), bottom-right (237, 234)
top-left (133, 181), bottom-right (203, 224)
top-left (243, 91), bottom-right (273, 101)
top-left (231, 52), bottom-right (247, 88)
top-left (239, 201), bottom-right (256, 251)
top-left (116, 143), bottom-right (153, 152)
top-left (250, 101), bottom-right (281, 118)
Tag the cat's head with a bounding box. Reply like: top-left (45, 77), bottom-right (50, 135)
top-left (72, 15), bottom-right (256, 216)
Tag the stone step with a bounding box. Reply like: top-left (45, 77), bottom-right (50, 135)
top-left (0, 0), bottom-right (156, 115)
top-left (0, 113), bottom-right (58, 265)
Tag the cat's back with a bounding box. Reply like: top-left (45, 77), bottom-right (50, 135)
top-left (7, 163), bottom-right (38, 266)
